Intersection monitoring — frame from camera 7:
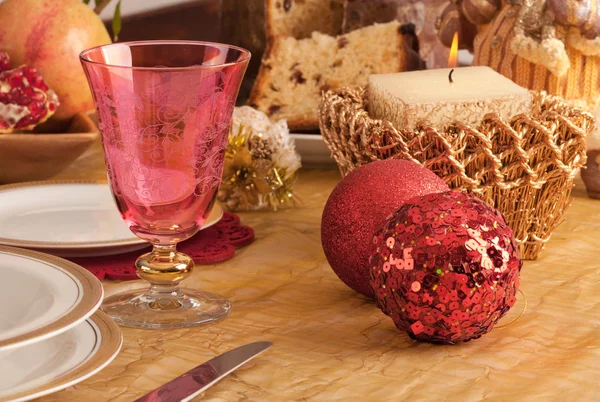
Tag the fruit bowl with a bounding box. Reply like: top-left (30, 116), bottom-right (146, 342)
top-left (0, 112), bottom-right (99, 184)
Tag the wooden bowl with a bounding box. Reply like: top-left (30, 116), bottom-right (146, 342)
top-left (0, 112), bottom-right (99, 184)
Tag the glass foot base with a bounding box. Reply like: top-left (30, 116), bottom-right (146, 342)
top-left (101, 287), bottom-right (231, 329)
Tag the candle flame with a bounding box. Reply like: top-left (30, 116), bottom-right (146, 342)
top-left (448, 32), bottom-right (459, 68)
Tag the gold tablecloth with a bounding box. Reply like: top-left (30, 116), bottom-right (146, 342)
top-left (41, 141), bottom-right (600, 401)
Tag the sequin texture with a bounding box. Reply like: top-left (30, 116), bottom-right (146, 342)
top-left (369, 191), bottom-right (522, 344)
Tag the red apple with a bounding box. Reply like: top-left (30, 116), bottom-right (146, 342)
top-left (0, 0), bottom-right (111, 126)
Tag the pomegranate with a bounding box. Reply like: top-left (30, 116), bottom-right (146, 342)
top-left (0, 0), bottom-right (111, 126)
top-left (0, 52), bottom-right (59, 134)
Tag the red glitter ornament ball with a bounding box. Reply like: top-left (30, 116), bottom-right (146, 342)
top-left (321, 160), bottom-right (449, 298)
top-left (370, 191), bottom-right (522, 344)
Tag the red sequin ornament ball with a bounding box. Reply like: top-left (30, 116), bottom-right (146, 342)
top-left (321, 159), bottom-right (449, 298)
top-left (370, 191), bottom-right (522, 344)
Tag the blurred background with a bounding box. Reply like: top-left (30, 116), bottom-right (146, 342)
top-left (95, 0), bottom-right (264, 104)
top-left (98, 0), bottom-right (222, 42)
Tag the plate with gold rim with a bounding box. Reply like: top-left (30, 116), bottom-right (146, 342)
top-left (0, 310), bottom-right (122, 402)
top-left (0, 246), bottom-right (104, 352)
top-left (0, 181), bottom-right (223, 257)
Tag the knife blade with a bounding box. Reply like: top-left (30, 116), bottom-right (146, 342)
top-left (134, 341), bottom-right (272, 402)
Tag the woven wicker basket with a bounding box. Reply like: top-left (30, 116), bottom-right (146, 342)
top-left (318, 87), bottom-right (593, 260)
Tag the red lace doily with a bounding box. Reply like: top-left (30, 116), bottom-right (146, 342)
top-left (70, 212), bottom-right (254, 281)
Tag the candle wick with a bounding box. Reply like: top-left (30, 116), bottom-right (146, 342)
top-left (449, 68), bottom-right (455, 85)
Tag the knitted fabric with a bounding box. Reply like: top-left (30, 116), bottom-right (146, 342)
top-left (474, 4), bottom-right (600, 106)
top-left (70, 212), bottom-right (254, 281)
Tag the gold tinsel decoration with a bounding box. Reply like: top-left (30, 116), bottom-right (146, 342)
top-left (218, 125), bottom-right (297, 211)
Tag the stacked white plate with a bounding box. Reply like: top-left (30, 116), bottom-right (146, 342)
top-left (0, 180), bottom-right (229, 400)
top-left (0, 181), bottom-right (223, 257)
top-left (0, 246), bottom-right (122, 401)
top-left (0, 181), bottom-right (229, 400)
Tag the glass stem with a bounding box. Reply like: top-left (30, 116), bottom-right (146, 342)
top-left (151, 244), bottom-right (179, 265)
top-left (148, 245), bottom-right (182, 297)
top-left (135, 244), bottom-right (194, 290)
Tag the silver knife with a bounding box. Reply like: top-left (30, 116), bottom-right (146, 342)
top-left (134, 341), bottom-right (272, 402)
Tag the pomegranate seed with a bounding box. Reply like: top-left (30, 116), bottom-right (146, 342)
top-left (31, 92), bottom-right (44, 102)
top-left (0, 63), bottom-right (60, 133)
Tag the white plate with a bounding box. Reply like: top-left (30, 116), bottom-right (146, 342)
top-left (0, 246), bottom-right (104, 352)
top-left (291, 133), bottom-right (337, 168)
top-left (0, 311), bottom-right (122, 402)
top-left (0, 181), bottom-right (224, 257)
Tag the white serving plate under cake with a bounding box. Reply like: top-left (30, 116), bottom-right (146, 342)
top-left (0, 181), bottom-right (223, 257)
top-left (290, 133), bottom-right (337, 168)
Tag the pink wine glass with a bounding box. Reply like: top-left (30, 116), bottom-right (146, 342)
top-left (80, 41), bottom-right (249, 329)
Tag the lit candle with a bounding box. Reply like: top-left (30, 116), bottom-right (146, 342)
top-left (367, 33), bottom-right (533, 130)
